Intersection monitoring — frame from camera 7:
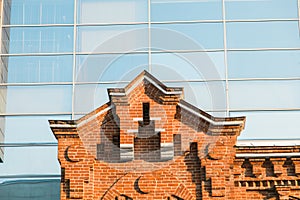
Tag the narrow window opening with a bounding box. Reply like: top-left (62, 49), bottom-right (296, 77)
top-left (143, 102), bottom-right (150, 125)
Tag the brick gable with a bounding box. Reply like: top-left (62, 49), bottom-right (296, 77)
top-left (50, 71), bottom-right (300, 199)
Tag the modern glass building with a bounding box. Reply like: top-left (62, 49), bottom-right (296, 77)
top-left (0, 0), bottom-right (299, 188)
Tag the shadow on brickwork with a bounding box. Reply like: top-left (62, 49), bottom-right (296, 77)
top-left (262, 159), bottom-right (275, 177)
top-left (98, 111), bottom-right (120, 163)
top-left (242, 158), bottom-right (255, 177)
top-left (174, 105), bottom-right (207, 133)
top-left (185, 142), bottom-right (202, 200)
top-left (283, 158), bottom-right (296, 176)
top-left (144, 80), bottom-right (167, 105)
top-left (258, 188), bottom-right (278, 200)
top-left (134, 120), bottom-right (161, 162)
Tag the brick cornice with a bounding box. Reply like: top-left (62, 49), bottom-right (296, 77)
top-left (49, 120), bottom-right (78, 138)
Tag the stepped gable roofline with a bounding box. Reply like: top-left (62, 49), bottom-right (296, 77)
top-left (50, 70), bottom-right (245, 130)
top-left (107, 70), bottom-right (184, 98)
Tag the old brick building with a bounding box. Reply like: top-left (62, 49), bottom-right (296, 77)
top-left (50, 71), bottom-right (300, 200)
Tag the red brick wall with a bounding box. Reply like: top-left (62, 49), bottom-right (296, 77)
top-left (50, 71), bottom-right (300, 199)
top-left (233, 147), bottom-right (300, 200)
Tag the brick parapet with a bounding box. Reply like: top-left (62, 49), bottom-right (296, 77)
top-left (233, 144), bottom-right (300, 199)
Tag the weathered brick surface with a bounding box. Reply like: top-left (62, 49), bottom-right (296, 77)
top-left (50, 71), bottom-right (300, 199)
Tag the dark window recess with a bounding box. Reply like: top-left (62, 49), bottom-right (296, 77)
top-left (143, 102), bottom-right (150, 125)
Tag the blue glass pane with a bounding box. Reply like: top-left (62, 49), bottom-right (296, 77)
top-left (151, 52), bottom-right (225, 80)
top-left (151, 0), bottom-right (222, 21)
top-left (6, 27), bottom-right (73, 54)
top-left (74, 82), bottom-right (224, 115)
top-left (74, 83), bottom-right (126, 114)
top-left (167, 81), bottom-right (227, 113)
top-left (227, 21), bottom-right (300, 49)
top-left (4, 115), bottom-right (71, 143)
top-left (75, 81), bottom-right (227, 120)
top-left (7, 55), bottom-right (73, 83)
top-left (229, 80), bottom-right (300, 110)
top-left (3, 85), bottom-right (72, 114)
top-left (78, 0), bottom-right (147, 24)
top-left (232, 111), bottom-right (300, 139)
top-left (7, 0), bottom-right (74, 25)
top-left (76, 54), bottom-right (148, 82)
top-left (0, 146), bottom-right (59, 175)
top-left (225, 0), bottom-right (298, 20)
top-left (151, 23), bottom-right (224, 50)
top-left (77, 25), bottom-right (148, 53)
top-left (228, 50), bottom-right (300, 78)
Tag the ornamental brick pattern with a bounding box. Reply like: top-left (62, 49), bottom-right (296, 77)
top-left (50, 71), bottom-right (300, 199)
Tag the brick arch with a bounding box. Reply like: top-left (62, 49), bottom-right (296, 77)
top-left (101, 188), bottom-right (120, 200)
top-left (172, 183), bottom-right (194, 200)
top-left (100, 170), bottom-right (193, 200)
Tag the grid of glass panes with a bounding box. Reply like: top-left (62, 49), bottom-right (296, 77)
top-left (0, 0), bottom-right (75, 177)
top-left (0, 0), bottom-right (299, 177)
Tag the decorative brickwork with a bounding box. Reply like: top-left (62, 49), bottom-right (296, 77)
top-left (50, 71), bottom-right (300, 199)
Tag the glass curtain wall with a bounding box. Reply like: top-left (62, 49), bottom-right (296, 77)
top-left (0, 0), bottom-right (299, 180)
top-left (0, 0), bottom-right (75, 179)
top-left (225, 0), bottom-right (300, 138)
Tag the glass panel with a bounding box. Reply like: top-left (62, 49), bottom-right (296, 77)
top-left (229, 80), bottom-right (300, 110)
top-left (77, 0), bottom-right (147, 24)
top-left (151, 0), bottom-right (222, 21)
top-left (5, 27), bottom-right (73, 54)
top-left (74, 83), bottom-right (126, 114)
top-left (74, 81), bottom-right (226, 115)
top-left (7, 55), bottom-right (73, 83)
top-left (151, 52), bottom-right (225, 80)
top-left (151, 23), bottom-right (224, 50)
top-left (2, 85), bottom-right (72, 114)
top-left (6, 0), bottom-right (74, 25)
top-left (225, 0), bottom-right (298, 20)
top-left (227, 21), bottom-right (300, 49)
top-left (76, 54), bottom-right (148, 83)
top-left (207, 111), bottom-right (227, 117)
top-left (77, 25), bottom-right (148, 53)
top-left (166, 81), bottom-right (227, 113)
top-left (232, 111), bottom-right (300, 139)
top-left (4, 115), bottom-right (71, 143)
top-left (228, 50), bottom-right (300, 78)
top-left (0, 146), bottom-right (59, 175)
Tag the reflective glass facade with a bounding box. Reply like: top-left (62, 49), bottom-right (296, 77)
top-left (0, 0), bottom-right (299, 181)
